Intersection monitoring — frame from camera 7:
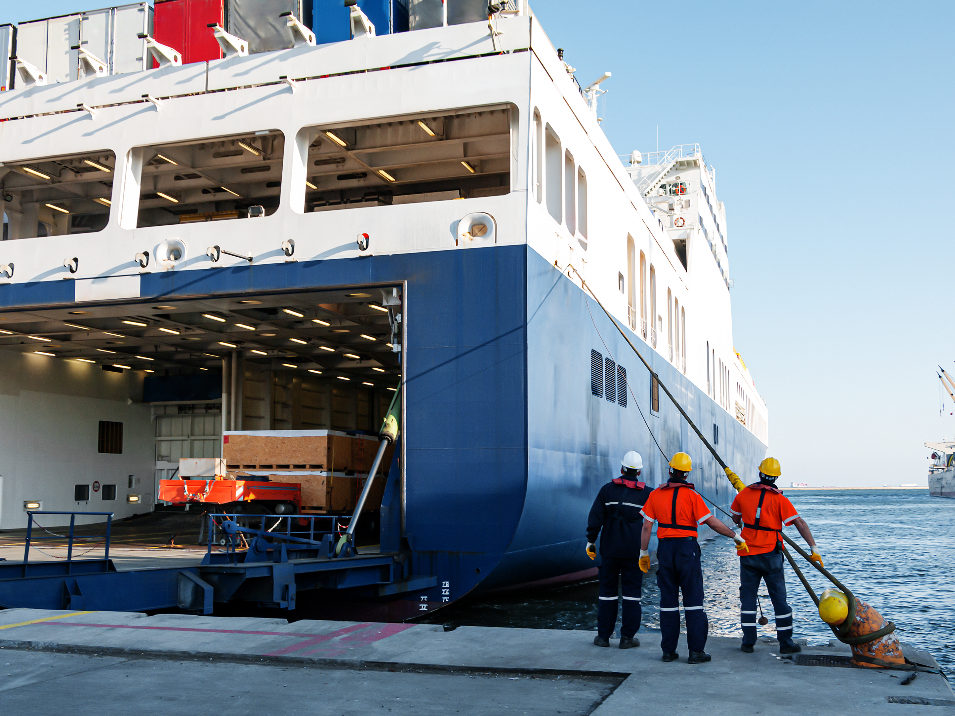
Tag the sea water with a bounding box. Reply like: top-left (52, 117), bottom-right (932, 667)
top-left (422, 489), bottom-right (955, 676)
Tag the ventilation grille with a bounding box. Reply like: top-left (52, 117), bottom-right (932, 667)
top-left (605, 358), bottom-right (616, 402)
top-left (617, 366), bottom-right (627, 407)
top-left (591, 350), bottom-right (603, 397)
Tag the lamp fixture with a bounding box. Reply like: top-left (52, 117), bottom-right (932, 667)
top-left (63, 322), bottom-right (86, 329)
top-left (312, 318), bottom-right (330, 326)
top-left (219, 341), bottom-right (237, 348)
top-left (156, 192), bottom-right (178, 203)
top-left (93, 198), bottom-right (112, 207)
top-left (203, 314), bottom-right (227, 322)
top-left (308, 369), bottom-right (322, 374)
top-left (319, 346), bottom-right (335, 352)
top-left (144, 369), bottom-right (154, 373)
top-left (377, 169), bottom-right (396, 182)
top-left (22, 166), bottom-right (51, 180)
top-left (417, 120), bottom-right (436, 137)
top-left (461, 161), bottom-right (476, 174)
top-left (28, 335), bottom-right (51, 342)
top-left (158, 327), bottom-right (180, 335)
top-left (337, 376), bottom-right (350, 381)
top-left (135, 355), bottom-right (155, 361)
top-left (372, 367), bottom-right (385, 373)
top-left (282, 308), bottom-right (304, 318)
top-left (127, 494), bottom-right (140, 503)
top-left (360, 334), bottom-right (376, 341)
top-left (103, 332), bottom-right (124, 338)
top-left (362, 382), bottom-right (374, 387)
top-left (221, 186), bottom-right (240, 197)
top-left (324, 131), bottom-right (348, 147)
top-left (289, 337), bottom-right (307, 345)
top-left (122, 320), bottom-right (147, 327)
top-left (369, 304), bottom-right (389, 312)
top-left (305, 180), bottom-right (317, 190)
top-left (34, 351), bottom-right (56, 357)
top-left (97, 349), bottom-right (116, 354)
top-left (237, 140), bottom-right (261, 156)
top-left (282, 363), bottom-right (297, 368)
top-left (23, 501), bottom-right (42, 510)
top-left (75, 358), bottom-right (95, 364)
top-left (113, 364), bottom-right (131, 370)
top-left (343, 353), bottom-right (360, 360)
top-left (250, 349), bottom-right (267, 356)
top-left (235, 323), bottom-right (255, 331)
top-left (46, 203), bottom-right (69, 214)
top-left (156, 154), bottom-right (177, 165)
top-left (0, 329), bottom-right (12, 335)
top-left (84, 159), bottom-right (111, 172)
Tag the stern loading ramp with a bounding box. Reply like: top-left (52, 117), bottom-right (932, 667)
top-left (0, 285), bottom-right (437, 617)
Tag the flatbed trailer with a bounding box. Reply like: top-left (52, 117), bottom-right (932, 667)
top-left (159, 478), bottom-right (303, 514)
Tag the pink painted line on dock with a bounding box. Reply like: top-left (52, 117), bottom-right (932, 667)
top-left (41, 621), bottom-right (326, 638)
top-left (300, 623), bottom-right (414, 656)
top-left (263, 623), bottom-right (372, 656)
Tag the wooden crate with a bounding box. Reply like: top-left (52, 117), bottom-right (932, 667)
top-left (223, 431), bottom-right (388, 473)
top-left (262, 471), bottom-right (387, 513)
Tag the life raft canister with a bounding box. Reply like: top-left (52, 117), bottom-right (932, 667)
top-left (818, 588), bottom-right (903, 668)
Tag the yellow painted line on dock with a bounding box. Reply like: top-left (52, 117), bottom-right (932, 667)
top-left (0, 611), bottom-right (94, 631)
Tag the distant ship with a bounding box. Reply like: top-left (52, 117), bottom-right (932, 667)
top-left (926, 443), bottom-right (955, 498)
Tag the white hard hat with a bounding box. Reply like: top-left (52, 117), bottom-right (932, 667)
top-left (621, 451), bottom-right (643, 471)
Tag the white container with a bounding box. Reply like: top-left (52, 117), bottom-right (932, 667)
top-left (111, 3), bottom-right (152, 75)
top-left (227, 0), bottom-right (309, 54)
top-left (179, 457), bottom-right (227, 478)
top-left (17, 13), bottom-right (81, 84)
top-left (0, 25), bottom-right (14, 91)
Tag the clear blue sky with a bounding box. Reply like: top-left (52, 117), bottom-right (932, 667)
top-left (3, 1), bottom-right (953, 486)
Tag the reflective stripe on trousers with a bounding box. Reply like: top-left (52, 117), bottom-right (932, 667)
top-left (597, 556), bottom-right (644, 640)
top-left (656, 538), bottom-right (708, 653)
top-left (739, 549), bottom-right (796, 646)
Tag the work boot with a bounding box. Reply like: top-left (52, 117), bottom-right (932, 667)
top-left (741, 644), bottom-right (755, 653)
top-left (619, 636), bottom-right (639, 649)
top-left (778, 641), bottom-right (801, 654)
top-left (687, 651), bottom-right (712, 664)
top-left (593, 635), bottom-right (610, 648)
top-left (661, 652), bottom-right (679, 662)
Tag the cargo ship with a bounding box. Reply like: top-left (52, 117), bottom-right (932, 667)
top-left (926, 443), bottom-right (955, 498)
top-left (0, 0), bottom-right (769, 618)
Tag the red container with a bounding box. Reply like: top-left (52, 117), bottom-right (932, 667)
top-left (154, 0), bottom-right (224, 66)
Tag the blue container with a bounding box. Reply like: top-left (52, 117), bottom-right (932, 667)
top-left (311, 0), bottom-right (409, 44)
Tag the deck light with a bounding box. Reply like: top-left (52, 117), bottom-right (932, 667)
top-left (127, 494), bottom-right (140, 503)
top-left (112, 364), bottom-right (131, 370)
top-left (93, 198), bottom-right (112, 207)
top-left (158, 327), bottom-right (180, 335)
top-left (23, 501), bottom-right (41, 510)
top-left (22, 166), bottom-right (51, 180)
top-left (203, 314), bottom-right (227, 322)
top-left (63, 323), bottom-right (87, 329)
top-left (305, 180), bottom-right (317, 190)
top-left (417, 120), bottom-right (436, 137)
top-left (74, 358), bottom-right (96, 363)
top-left (388, 387), bottom-right (397, 391)
top-left (282, 363), bottom-right (297, 368)
top-left (219, 186), bottom-right (241, 198)
top-left (144, 369), bottom-right (154, 373)
top-left (369, 304), bottom-right (389, 312)
top-left (237, 141), bottom-right (261, 156)
top-left (377, 169), bottom-right (396, 183)
top-left (362, 382), bottom-right (374, 386)
top-left (103, 332), bottom-right (124, 338)
top-left (250, 349), bottom-right (267, 356)
top-left (219, 341), bottom-right (237, 348)
top-left (123, 320), bottom-right (147, 327)
top-left (372, 367), bottom-right (385, 373)
top-left (34, 351), bottom-right (55, 357)
top-left (308, 369), bottom-right (322, 374)
top-left (135, 355), bottom-right (155, 361)
top-left (0, 329), bottom-right (12, 335)
top-left (46, 203), bottom-right (69, 214)
top-left (235, 323), bottom-right (256, 331)
top-left (360, 334), bottom-right (376, 341)
top-left (238, 300), bottom-right (262, 305)
top-left (343, 353), bottom-right (360, 360)
top-left (283, 308), bottom-right (304, 318)
top-left (290, 337), bottom-right (307, 345)
top-left (461, 161), bottom-right (476, 174)
top-left (337, 376), bottom-right (350, 381)
top-left (312, 318), bottom-right (330, 326)
top-left (156, 154), bottom-right (177, 165)
top-left (97, 349), bottom-right (116, 354)
top-left (324, 131), bottom-right (348, 147)
top-left (28, 336), bottom-right (51, 342)
top-left (319, 346), bottom-right (335, 352)
top-left (84, 159), bottom-right (111, 172)
top-left (156, 192), bottom-right (178, 203)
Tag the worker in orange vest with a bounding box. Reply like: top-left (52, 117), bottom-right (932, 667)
top-left (730, 457), bottom-right (822, 654)
top-left (639, 452), bottom-right (749, 664)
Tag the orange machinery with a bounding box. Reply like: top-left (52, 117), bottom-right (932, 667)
top-left (159, 458), bottom-right (302, 513)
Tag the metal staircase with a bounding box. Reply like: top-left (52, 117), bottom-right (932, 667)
top-left (633, 144), bottom-right (702, 197)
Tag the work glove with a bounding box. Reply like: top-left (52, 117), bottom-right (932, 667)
top-left (638, 549), bottom-right (650, 573)
top-left (809, 544), bottom-right (823, 569)
top-left (733, 532), bottom-right (749, 553)
top-left (724, 467), bottom-right (746, 493)
top-left (586, 542), bottom-right (596, 560)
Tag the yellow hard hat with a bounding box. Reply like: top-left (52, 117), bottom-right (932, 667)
top-left (669, 452), bottom-right (692, 472)
top-left (818, 589), bottom-right (849, 625)
top-left (759, 457), bottom-right (782, 478)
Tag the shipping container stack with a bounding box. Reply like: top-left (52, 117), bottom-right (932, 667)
top-left (153, 0), bottom-right (224, 66)
top-left (311, 0), bottom-right (409, 44)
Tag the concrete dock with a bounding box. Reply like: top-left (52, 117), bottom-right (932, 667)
top-left (0, 609), bottom-right (950, 714)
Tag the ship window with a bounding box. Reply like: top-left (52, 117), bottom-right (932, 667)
top-left (617, 365), bottom-right (627, 407)
top-left (75, 485), bottom-right (90, 502)
top-left (298, 105), bottom-right (513, 213)
top-left (605, 357), bottom-right (616, 402)
top-left (565, 150), bottom-right (576, 234)
top-left (533, 109), bottom-right (543, 204)
top-left (591, 349), bottom-right (603, 397)
top-left (681, 307), bottom-right (686, 372)
top-left (667, 288), bottom-right (673, 361)
top-left (626, 236), bottom-right (636, 330)
top-left (649, 265), bottom-right (657, 348)
top-left (639, 251), bottom-right (647, 338)
top-left (101, 484), bottom-right (117, 501)
top-left (0, 149), bottom-right (115, 240)
top-left (98, 421), bottom-right (124, 454)
top-left (618, 272), bottom-right (625, 293)
top-left (578, 168), bottom-right (588, 239)
top-left (545, 124), bottom-right (562, 223)
top-left (135, 131), bottom-right (284, 228)
top-left (674, 298), bottom-right (680, 363)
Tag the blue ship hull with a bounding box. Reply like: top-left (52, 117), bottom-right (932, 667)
top-left (0, 243), bottom-right (766, 617)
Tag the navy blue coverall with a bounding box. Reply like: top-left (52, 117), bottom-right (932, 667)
top-left (586, 478), bottom-right (653, 640)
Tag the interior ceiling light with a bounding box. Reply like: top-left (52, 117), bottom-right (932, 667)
top-left (0, 329), bottom-right (13, 335)
top-left (337, 376), bottom-right (350, 381)
top-left (219, 341), bottom-right (237, 348)
top-left (69, 311), bottom-right (89, 315)
top-left (156, 154), bottom-right (177, 165)
top-left (135, 355), bottom-right (155, 361)
top-left (388, 387), bottom-right (397, 391)
top-left (237, 141), bottom-right (261, 156)
top-left (103, 332), bottom-right (124, 338)
top-left (46, 203), bottom-right (69, 214)
top-left (377, 169), bottom-right (396, 183)
top-left (282, 363), bottom-right (297, 368)
top-left (386, 343), bottom-right (394, 348)
top-left (369, 304), bottom-right (388, 312)
top-left (238, 299), bottom-right (261, 305)
top-left (22, 166), bottom-right (51, 180)
top-left (144, 369), bottom-right (154, 373)
top-left (199, 367), bottom-right (207, 371)
top-left (283, 308), bottom-right (304, 318)
top-left (63, 322), bottom-right (87, 329)
top-left (158, 327), bottom-right (180, 335)
top-left (203, 314), bottom-right (226, 322)
top-left (372, 367), bottom-right (385, 373)
top-left (362, 382), bottom-right (374, 386)
top-left (93, 198), bottom-right (112, 207)
top-left (417, 120), bottom-right (436, 137)
top-left (308, 369), bottom-right (322, 374)
top-left (360, 334), bottom-right (376, 341)
top-left (28, 335), bottom-right (51, 342)
top-left (156, 192), bottom-right (179, 203)
top-left (312, 318), bottom-right (330, 326)
top-left (112, 364), bottom-right (131, 370)
top-left (258, 333), bottom-right (276, 337)
top-left (319, 346), bottom-right (335, 352)
top-left (343, 353), bottom-right (360, 360)
top-left (97, 348), bottom-right (116, 354)
top-left (250, 349), bottom-right (267, 356)
top-left (122, 320), bottom-right (147, 327)
top-left (34, 351), bottom-right (55, 357)
top-left (220, 186), bottom-right (240, 197)
top-left (75, 358), bottom-right (95, 363)
top-left (461, 161), bottom-right (476, 174)
top-left (305, 180), bottom-right (317, 190)
top-left (154, 305), bottom-right (177, 310)
top-left (83, 159), bottom-right (111, 172)
top-left (347, 293), bottom-right (371, 297)
top-left (289, 337), bottom-right (307, 345)
top-left (324, 131), bottom-right (348, 147)
top-left (235, 323), bottom-right (256, 331)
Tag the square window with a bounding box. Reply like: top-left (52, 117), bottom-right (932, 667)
top-left (98, 421), bottom-right (123, 454)
top-left (75, 484), bottom-right (90, 502)
top-left (101, 484), bottom-right (117, 501)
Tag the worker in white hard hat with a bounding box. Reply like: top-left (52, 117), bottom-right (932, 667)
top-left (585, 450), bottom-right (653, 649)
